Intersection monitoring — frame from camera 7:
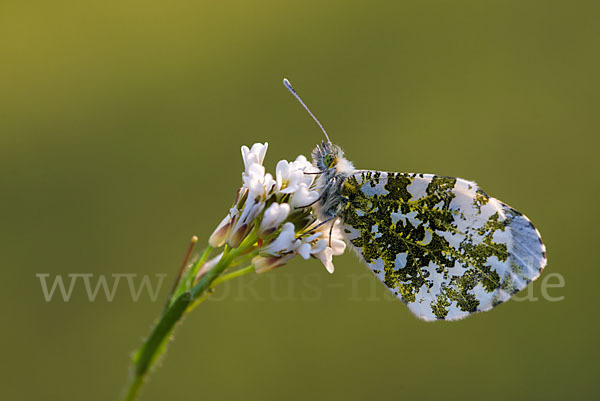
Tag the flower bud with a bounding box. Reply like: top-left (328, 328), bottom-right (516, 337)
top-left (196, 252), bottom-right (224, 280)
top-left (253, 254), bottom-right (295, 274)
top-left (228, 223), bottom-right (250, 248)
top-left (209, 215), bottom-right (232, 247)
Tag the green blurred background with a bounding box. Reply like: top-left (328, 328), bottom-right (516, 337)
top-left (1, 0), bottom-right (598, 400)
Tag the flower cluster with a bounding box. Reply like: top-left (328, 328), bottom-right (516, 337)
top-left (208, 143), bottom-right (346, 274)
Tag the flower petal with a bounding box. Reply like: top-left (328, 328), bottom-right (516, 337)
top-left (251, 142), bottom-right (268, 165)
top-left (261, 222), bottom-right (297, 255)
top-left (297, 243), bottom-right (311, 259)
top-left (314, 247), bottom-right (335, 273)
top-left (259, 203), bottom-right (290, 234)
top-left (242, 143), bottom-right (268, 171)
top-left (311, 238), bottom-right (327, 254)
top-left (329, 238), bottom-right (347, 256)
top-left (290, 184), bottom-right (320, 208)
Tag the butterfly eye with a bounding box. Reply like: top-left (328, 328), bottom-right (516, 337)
top-left (323, 153), bottom-right (336, 168)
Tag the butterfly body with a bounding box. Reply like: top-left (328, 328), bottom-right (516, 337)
top-left (310, 142), bottom-right (350, 216)
top-left (311, 141), bottom-right (547, 321)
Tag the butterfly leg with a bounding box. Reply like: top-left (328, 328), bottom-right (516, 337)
top-left (299, 217), bottom-right (338, 246)
top-left (297, 216), bottom-right (336, 239)
top-left (328, 217), bottom-right (338, 247)
top-left (309, 216), bottom-right (335, 232)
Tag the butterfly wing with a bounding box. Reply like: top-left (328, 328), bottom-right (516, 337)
top-left (339, 171), bottom-right (547, 321)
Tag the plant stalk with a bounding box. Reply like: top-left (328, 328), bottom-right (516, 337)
top-left (121, 233), bottom-right (258, 401)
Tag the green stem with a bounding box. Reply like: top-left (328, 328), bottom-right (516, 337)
top-left (186, 263), bottom-right (256, 313)
top-left (185, 288), bottom-right (213, 313)
top-left (122, 374), bottom-right (143, 401)
top-left (123, 291), bottom-right (191, 401)
top-left (189, 231), bottom-right (257, 300)
top-left (188, 246), bottom-right (214, 281)
top-left (189, 246), bottom-right (233, 299)
top-left (122, 231), bottom-right (259, 401)
top-left (226, 249), bottom-right (258, 268)
top-left (171, 246), bottom-right (213, 303)
top-left (211, 264), bottom-right (255, 287)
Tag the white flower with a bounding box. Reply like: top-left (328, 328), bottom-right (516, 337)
top-left (313, 238), bottom-right (346, 273)
top-left (228, 196), bottom-right (263, 247)
top-left (243, 163), bottom-right (275, 198)
top-left (208, 141), bottom-right (347, 276)
top-left (275, 155), bottom-right (316, 195)
top-left (253, 222), bottom-right (299, 274)
top-left (297, 236), bottom-right (326, 259)
top-left (259, 222), bottom-right (298, 256)
top-left (259, 203), bottom-right (290, 236)
top-left (211, 143), bottom-right (273, 249)
top-left (300, 220), bottom-right (347, 273)
top-left (290, 155), bottom-right (315, 187)
top-left (275, 160), bottom-right (304, 194)
top-left (242, 142), bottom-right (268, 171)
top-left (290, 183), bottom-right (320, 209)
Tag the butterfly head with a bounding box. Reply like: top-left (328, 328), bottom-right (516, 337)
top-left (312, 141), bottom-right (340, 170)
top-left (312, 141), bottom-right (354, 175)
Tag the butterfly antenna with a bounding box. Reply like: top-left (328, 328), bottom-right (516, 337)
top-left (283, 78), bottom-right (331, 143)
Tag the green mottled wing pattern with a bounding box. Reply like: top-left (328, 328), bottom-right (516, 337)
top-left (339, 171), bottom-right (547, 321)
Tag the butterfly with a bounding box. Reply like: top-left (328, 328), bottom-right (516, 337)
top-left (284, 78), bottom-right (547, 321)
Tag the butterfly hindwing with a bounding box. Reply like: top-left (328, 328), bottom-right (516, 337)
top-left (338, 171), bottom-right (546, 321)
